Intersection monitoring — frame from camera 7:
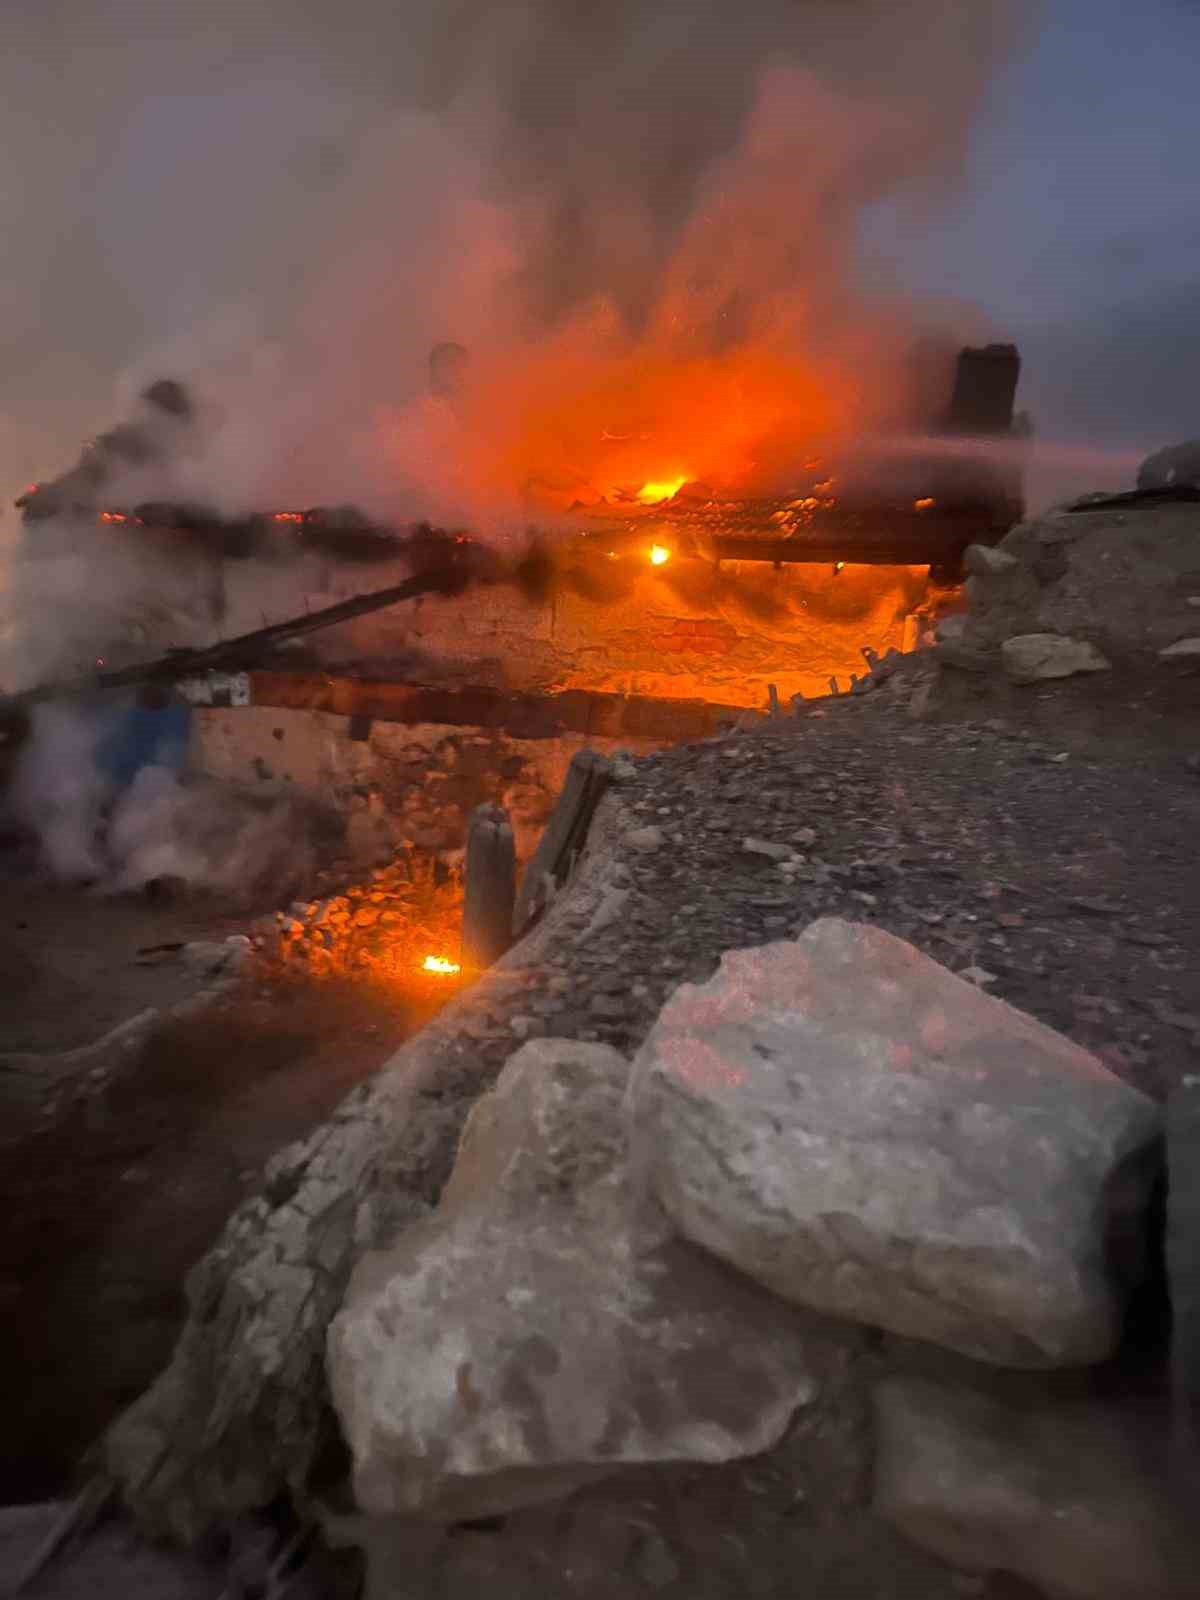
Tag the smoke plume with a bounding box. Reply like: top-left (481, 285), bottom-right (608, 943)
top-left (1, 0), bottom-right (1035, 536)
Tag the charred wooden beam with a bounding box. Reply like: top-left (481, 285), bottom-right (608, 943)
top-left (514, 750), bottom-right (612, 938)
top-left (0, 562), bottom-right (472, 713)
top-left (247, 672), bottom-right (741, 744)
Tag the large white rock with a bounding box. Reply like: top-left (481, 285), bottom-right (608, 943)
top-left (634, 919), bottom-right (1161, 1368)
top-left (328, 1039), bottom-right (818, 1522)
top-left (874, 1378), bottom-right (1200, 1600)
top-left (1001, 632), bottom-right (1111, 682)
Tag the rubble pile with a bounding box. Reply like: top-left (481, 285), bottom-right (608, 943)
top-left (937, 485), bottom-right (1200, 681)
top-left (258, 851), bottom-right (463, 985)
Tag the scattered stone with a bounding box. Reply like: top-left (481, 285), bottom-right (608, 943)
top-left (635, 919), bottom-right (1162, 1367)
top-left (874, 1378), bottom-right (1199, 1600)
top-left (1001, 634), bottom-right (1111, 683)
top-left (626, 826), bottom-right (665, 854)
top-left (958, 965), bottom-right (997, 988)
top-left (329, 1039), bottom-right (821, 1522)
top-left (741, 838), bottom-right (793, 863)
top-left (963, 544), bottom-right (1018, 578)
top-left (1158, 637), bottom-right (1200, 659)
top-left (935, 615), bottom-right (968, 642)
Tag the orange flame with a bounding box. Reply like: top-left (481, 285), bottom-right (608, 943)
top-left (273, 511), bottom-right (304, 523)
top-left (99, 510), bottom-right (127, 524)
top-left (638, 477), bottom-right (687, 504)
top-left (914, 496), bottom-right (935, 511)
top-left (648, 544), bottom-right (670, 566)
top-left (422, 954), bottom-right (461, 976)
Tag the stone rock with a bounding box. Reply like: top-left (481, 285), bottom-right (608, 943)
top-left (1138, 438), bottom-right (1200, 491)
top-left (1000, 633), bottom-right (1111, 683)
top-left (626, 825), bottom-right (664, 853)
top-left (963, 544), bottom-right (1018, 578)
top-left (935, 614), bottom-right (968, 642)
top-left (741, 837), bottom-right (793, 862)
top-left (873, 1378), bottom-right (1200, 1600)
top-left (328, 1038), bottom-right (819, 1522)
top-left (179, 939), bottom-right (248, 978)
top-left (1159, 636), bottom-right (1200, 658)
top-left (634, 919), bottom-right (1161, 1368)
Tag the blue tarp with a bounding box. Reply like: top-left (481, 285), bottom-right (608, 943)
top-left (94, 699), bottom-right (190, 789)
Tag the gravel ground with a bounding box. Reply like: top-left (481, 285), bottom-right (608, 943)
top-left (8, 660), bottom-right (1199, 1599)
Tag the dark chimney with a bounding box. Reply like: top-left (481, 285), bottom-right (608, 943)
top-left (945, 344), bottom-right (1021, 434)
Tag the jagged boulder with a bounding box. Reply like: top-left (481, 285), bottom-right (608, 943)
top-left (633, 919), bottom-right (1161, 1368)
top-left (328, 1038), bottom-right (820, 1523)
top-left (959, 499), bottom-right (1200, 661)
top-left (1000, 632), bottom-right (1111, 683)
top-left (873, 1377), bottom-right (1200, 1600)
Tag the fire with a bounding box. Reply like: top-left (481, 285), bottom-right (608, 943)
top-left (421, 954), bottom-right (461, 976)
top-left (273, 511), bottom-right (304, 523)
top-left (914, 497), bottom-right (936, 511)
top-left (638, 477), bottom-right (687, 504)
top-left (99, 510), bottom-right (127, 524)
top-left (649, 544), bottom-right (670, 566)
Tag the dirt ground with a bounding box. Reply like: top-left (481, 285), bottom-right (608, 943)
top-left (2, 660), bottom-right (1199, 1596)
top-left (0, 950), bottom-right (437, 1503)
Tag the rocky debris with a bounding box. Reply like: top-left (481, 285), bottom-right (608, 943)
top-left (635, 918), bottom-right (1161, 1368)
top-left (99, 681), bottom-right (1200, 1560)
top-left (180, 937), bottom-right (253, 980)
top-left (1139, 438), bottom-right (1200, 492)
top-left (740, 836), bottom-right (794, 862)
top-left (1000, 633), bottom-right (1111, 683)
top-left (626, 824), bottom-right (665, 853)
top-left (873, 1377), bottom-right (1199, 1599)
top-left (329, 1037), bottom-right (819, 1523)
top-left (963, 544), bottom-right (1018, 578)
top-left (260, 851), bottom-right (462, 982)
top-left (1159, 636), bottom-right (1200, 659)
top-left (958, 499), bottom-right (1200, 663)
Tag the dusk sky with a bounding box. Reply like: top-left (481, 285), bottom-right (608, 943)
top-left (871, 0), bottom-right (1200, 467)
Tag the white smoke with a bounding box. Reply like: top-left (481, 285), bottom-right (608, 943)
top-left (0, 0), bottom-right (1037, 527)
top-left (0, 0), bottom-right (1038, 888)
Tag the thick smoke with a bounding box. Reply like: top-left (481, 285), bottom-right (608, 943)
top-left (0, 0), bottom-right (1034, 533)
top-left (0, 1), bottom-right (1035, 887)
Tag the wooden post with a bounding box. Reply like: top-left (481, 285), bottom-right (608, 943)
top-left (767, 683), bottom-right (781, 719)
top-left (513, 750), bottom-right (611, 938)
top-left (461, 803), bottom-right (515, 972)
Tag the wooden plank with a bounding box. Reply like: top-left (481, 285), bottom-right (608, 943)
top-left (247, 674), bottom-right (742, 744)
top-left (461, 803), bottom-right (516, 972)
top-left (514, 750), bottom-right (612, 937)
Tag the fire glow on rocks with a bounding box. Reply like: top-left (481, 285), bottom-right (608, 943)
top-left (422, 955), bottom-right (461, 976)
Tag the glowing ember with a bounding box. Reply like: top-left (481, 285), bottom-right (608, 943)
top-left (638, 478), bottom-right (686, 504)
top-left (648, 544), bottom-right (670, 566)
top-left (99, 510), bottom-right (127, 523)
top-left (422, 954), bottom-right (461, 976)
top-left (914, 496), bottom-right (936, 511)
top-left (273, 511), bottom-right (304, 523)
